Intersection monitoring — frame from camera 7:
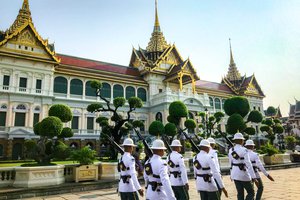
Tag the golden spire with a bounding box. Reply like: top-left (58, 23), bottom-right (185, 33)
top-left (6, 0), bottom-right (32, 35)
top-left (146, 0), bottom-right (169, 53)
top-left (226, 38), bottom-right (241, 82)
top-left (229, 38), bottom-right (235, 65)
top-left (154, 0), bottom-right (160, 32)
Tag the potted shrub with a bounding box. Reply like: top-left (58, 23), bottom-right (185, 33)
top-left (262, 143), bottom-right (284, 165)
top-left (71, 146), bottom-right (98, 182)
top-left (13, 104), bottom-right (73, 188)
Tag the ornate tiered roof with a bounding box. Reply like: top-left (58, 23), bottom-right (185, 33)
top-left (221, 40), bottom-right (265, 97)
top-left (0, 0), bottom-right (59, 63)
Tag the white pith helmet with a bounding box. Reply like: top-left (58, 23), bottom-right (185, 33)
top-left (245, 139), bottom-right (255, 146)
top-left (233, 132), bottom-right (245, 140)
top-left (198, 139), bottom-right (210, 147)
top-left (151, 139), bottom-right (167, 150)
top-left (121, 138), bottom-right (136, 147)
top-left (170, 139), bottom-right (182, 147)
top-left (207, 137), bottom-right (216, 144)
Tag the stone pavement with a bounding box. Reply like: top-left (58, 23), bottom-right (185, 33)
top-left (23, 168), bottom-right (300, 200)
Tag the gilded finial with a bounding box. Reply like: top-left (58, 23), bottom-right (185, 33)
top-left (6, 0), bottom-right (32, 35)
top-left (146, 0), bottom-right (169, 53)
top-left (154, 0), bottom-right (161, 32)
top-left (229, 38), bottom-right (235, 65)
top-left (226, 38), bottom-right (241, 82)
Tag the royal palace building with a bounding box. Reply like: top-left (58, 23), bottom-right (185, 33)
top-left (0, 0), bottom-right (265, 159)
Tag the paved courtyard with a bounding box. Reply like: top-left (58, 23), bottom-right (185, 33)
top-left (24, 168), bottom-right (300, 200)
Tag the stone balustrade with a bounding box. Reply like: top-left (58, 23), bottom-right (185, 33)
top-left (0, 167), bottom-right (15, 187)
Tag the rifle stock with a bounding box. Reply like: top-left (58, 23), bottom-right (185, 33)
top-left (103, 133), bottom-right (125, 155)
top-left (162, 135), bottom-right (172, 154)
top-left (181, 130), bottom-right (200, 153)
top-left (216, 129), bottom-right (234, 147)
top-left (133, 128), bottom-right (153, 157)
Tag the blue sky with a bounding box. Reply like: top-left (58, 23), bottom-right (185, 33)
top-left (1, 0), bottom-right (300, 116)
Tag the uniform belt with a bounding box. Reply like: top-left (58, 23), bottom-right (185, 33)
top-left (251, 161), bottom-right (256, 164)
top-left (196, 174), bottom-right (212, 182)
top-left (201, 167), bottom-right (211, 170)
top-left (232, 163), bottom-right (246, 171)
top-left (120, 175), bottom-right (131, 183)
top-left (148, 181), bottom-right (162, 192)
top-left (152, 174), bottom-right (160, 178)
top-left (170, 171), bottom-right (181, 178)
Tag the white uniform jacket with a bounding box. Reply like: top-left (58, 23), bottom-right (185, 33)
top-left (193, 151), bottom-right (224, 192)
top-left (248, 150), bottom-right (268, 179)
top-left (144, 154), bottom-right (176, 200)
top-left (118, 152), bottom-right (142, 193)
top-left (209, 148), bottom-right (221, 174)
top-left (166, 151), bottom-right (189, 186)
top-left (228, 144), bottom-right (256, 181)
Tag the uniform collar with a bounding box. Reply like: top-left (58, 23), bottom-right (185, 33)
top-left (153, 154), bottom-right (161, 159)
top-left (200, 150), bottom-right (207, 155)
top-left (124, 152), bottom-right (131, 156)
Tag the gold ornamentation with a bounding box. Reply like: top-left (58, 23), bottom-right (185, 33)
top-left (17, 30), bottom-right (36, 45)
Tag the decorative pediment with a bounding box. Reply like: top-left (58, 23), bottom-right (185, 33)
top-left (242, 75), bottom-right (265, 97)
top-left (0, 0), bottom-right (59, 63)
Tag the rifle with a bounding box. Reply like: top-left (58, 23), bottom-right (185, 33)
top-left (193, 132), bottom-right (201, 143)
top-left (180, 130), bottom-right (200, 153)
top-left (103, 133), bottom-right (125, 155)
top-left (133, 127), bottom-right (153, 158)
top-left (216, 129), bottom-right (234, 147)
top-left (161, 135), bottom-right (172, 154)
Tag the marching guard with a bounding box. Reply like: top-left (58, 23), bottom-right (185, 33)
top-left (193, 139), bottom-right (228, 200)
top-left (229, 133), bottom-right (258, 200)
top-left (245, 140), bottom-right (274, 200)
top-left (207, 137), bottom-right (222, 197)
top-left (144, 139), bottom-right (176, 200)
top-left (166, 139), bottom-right (190, 200)
top-left (118, 138), bottom-right (144, 200)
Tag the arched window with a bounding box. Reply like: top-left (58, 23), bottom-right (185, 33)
top-left (209, 97), bottom-right (214, 107)
top-left (15, 104), bottom-right (26, 127)
top-left (85, 81), bottom-right (97, 97)
top-left (113, 84), bottom-right (124, 98)
top-left (70, 79), bottom-right (83, 95)
top-left (70, 142), bottom-right (78, 149)
top-left (86, 142), bottom-right (94, 150)
top-left (137, 88), bottom-right (147, 102)
top-left (54, 77), bottom-right (67, 94)
top-left (222, 99), bottom-right (226, 109)
top-left (33, 107), bottom-right (40, 126)
top-left (215, 98), bottom-right (221, 109)
top-left (126, 86), bottom-right (135, 100)
top-left (101, 83), bottom-right (111, 98)
top-left (155, 112), bottom-right (163, 122)
top-left (0, 144), bottom-right (3, 157)
top-left (16, 104), bottom-right (26, 110)
top-left (0, 105), bottom-right (6, 126)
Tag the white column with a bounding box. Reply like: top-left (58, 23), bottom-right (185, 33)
top-left (67, 78), bottom-right (71, 98)
top-left (27, 104), bottom-right (33, 128)
top-left (82, 80), bottom-right (86, 100)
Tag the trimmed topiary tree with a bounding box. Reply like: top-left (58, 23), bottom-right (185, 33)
top-left (224, 96), bottom-right (263, 138)
top-left (198, 111), bottom-right (225, 138)
top-left (167, 101), bottom-right (198, 152)
top-left (260, 109), bottom-right (284, 145)
top-left (87, 80), bottom-right (144, 160)
top-left (26, 104), bottom-right (74, 165)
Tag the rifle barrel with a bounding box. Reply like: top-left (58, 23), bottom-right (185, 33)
top-left (181, 131), bottom-right (200, 153)
top-left (103, 133), bottom-right (125, 155)
top-left (133, 128), bottom-right (153, 157)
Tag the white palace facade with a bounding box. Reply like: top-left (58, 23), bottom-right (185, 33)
top-left (0, 0), bottom-right (265, 159)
